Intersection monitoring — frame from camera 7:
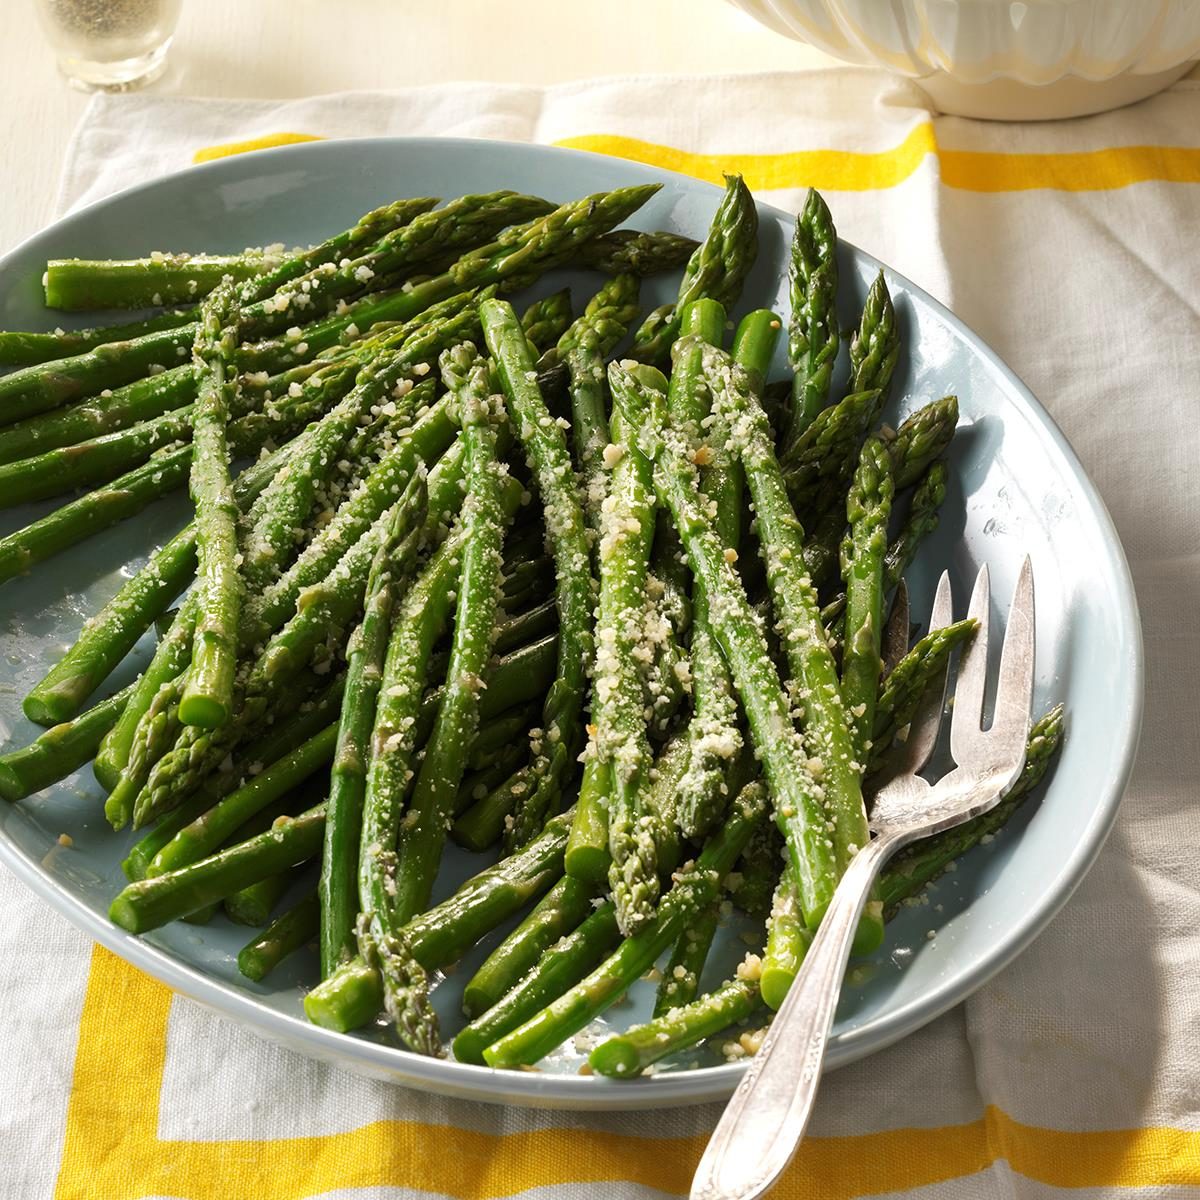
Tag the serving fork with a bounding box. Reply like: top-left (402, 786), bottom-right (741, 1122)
top-left (692, 559), bottom-right (1036, 1200)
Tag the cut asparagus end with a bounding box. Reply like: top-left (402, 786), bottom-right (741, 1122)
top-left (303, 960), bottom-right (382, 1033)
top-left (588, 1036), bottom-right (641, 1078)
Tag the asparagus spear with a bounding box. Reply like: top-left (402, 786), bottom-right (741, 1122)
top-left (178, 282), bottom-right (244, 730)
top-left (318, 499), bottom-right (419, 978)
top-left (888, 395), bottom-right (958, 489)
top-left (482, 299), bottom-right (594, 849)
top-left (780, 387), bottom-right (881, 518)
top-left (868, 618), bottom-right (978, 773)
top-left (840, 436), bottom-right (895, 758)
top-left (453, 902), bottom-right (621, 1064)
top-left (577, 229), bottom-right (698, 277)
top-left (593, 391), bottom-right (660, 935)
top-left (730, 307), bottom-right (783, 398)
top-left (110, 805), bottom-right (327, 932)
top-left (461, 874), bottom-right (598, 1019)
top-left (0, 684), bottom-right (132, 802)
top-left (44, 248), bottom-right (289, 311)
top-left (668, 303), bottom-right (745, 840)
top-left (237, 892), bottom-right (320, 983)
top-left (0, 308), bottom-right (196, 368)
top-left (654, 900), bottom-right (720, 1016)
top-left (628, 174), bottom-right (758, 367)
top-left (612, 359), bottom-right (839, 929)
top-left (521, 288), bottom-right (573, 353)
top-left (44, 197), bottom-right (435, 311)
top-left (591, 973), bottom-right (762, 1077)
top-left (0, 364), bottom-right (195, 465)
top-left (121, 679), bottom-right (345, 880)
top-left (885, 461), bottom-right (948, 590)
top-left (555, 272), bottom-right (641, 509)
top-left (698, 346), bottom-right (878, 941)
top-left (759, 859), bottom-right (812, 1010)
top-left (306, 808), bottom-right (573, 1034)
top-left (849, 270), bottom-right (900, 404)
top-left (354, 475), bottom-right (523, 1053)
top-left (391, 346), bottom-right (511, 921)
top-left (482, 780), bottom-right (765, 1067)
top-left (782, 189), bottom-right (839, 454)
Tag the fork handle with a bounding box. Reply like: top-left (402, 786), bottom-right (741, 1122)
top-left (691, 834), bottom-right (900, 1200)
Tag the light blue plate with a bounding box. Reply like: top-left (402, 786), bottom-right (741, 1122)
top-left (0, 138), bottom-right (1142, 1109)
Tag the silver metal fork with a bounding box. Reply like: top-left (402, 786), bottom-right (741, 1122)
top-left (691, 559), bottom-right (1036, 1200)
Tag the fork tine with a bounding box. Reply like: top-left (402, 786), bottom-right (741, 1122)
top-left (887, 571), bottom-right (953, 777)
top-left (989, 556), bottom-right (1035, 749)
top-left (949, 563), bottom-right (991, 763)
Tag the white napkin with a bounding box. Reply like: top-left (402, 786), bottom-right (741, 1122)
top-left (5, 71), bottom-right (1200, 1198)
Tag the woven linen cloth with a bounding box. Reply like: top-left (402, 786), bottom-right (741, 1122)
top-left (2, 71), bottom-right (1198, 1198)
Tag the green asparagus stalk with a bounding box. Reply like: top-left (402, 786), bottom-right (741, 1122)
top-left (759, 859), bottom-right (812, 1010)
top-left (0, 684), bottom-right (132, 802)
top-left (178, 283), bottom-right (243, 730)
top-left (482, 780), bottom-right (765, 1067)
top-left (521, 288), bottom-right (574, 353)
top-left (888, 396), bottom-right (958, 489)
top-left (588, 385), bottom-right (659, 933)
top-left (453, 902), bottom-right (621, 1065)
top-left (628, 174), bottom-right (758, 367)
top-left (840, 436), bottom-right (895, 758)
top-left (731, 307), bottom-right (783, 398)
top-left (0, 308), bottom-right (196, 368)
top-left (849, 270), bottom-right (900, 404)
top-left (780, 387), bottom-right (881, 518)
top-left (482, 299), bottom-right (594, 849)
top-left (237, 892), bottom-right (320, 983)
top-left (695, 347), bottom-right (873, 939)
top-left (577, 229), bottom-right (698, 277)
top-left (654, 900), bottom-right (720, 1017)
top-left (667, 303), bottom-right (744, 841)
top-left (461, 874), bottom-right (598, 1019)
top-left (556, 273), bottom-right (641, 509)
top-left (591, 973), bottom-right (762, 1077)
top-left (306, 807), bottom-right (573, 1034)
top-left (44, 248), bottom-right (289, 311)
top-left (46, 197), bottom-right (433, 311)
top-left (391, 346), bottom-right (511, 922)
top-left (109, 804), bottom-right (327, 932)
top-left (868, 618), bottom-right (978, 773)
top-left (319, 497), bottom-right (419, 977)
top-left (885, 461), bottom-right (947, 590)
top-left (783, 189), bottom-right (839, 453)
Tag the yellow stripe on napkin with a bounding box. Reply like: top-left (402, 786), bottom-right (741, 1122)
top-left (190, 127), bottom-right (1200, 192)
top-left (193, 132), bottom-right (325, 164)
top-left (554, 130), bottom-right (1200, 193)
top-left (53, 948), bottom-right (1200, 1200)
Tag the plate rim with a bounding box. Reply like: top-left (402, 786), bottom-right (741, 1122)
top-left (0, 134), bottom-right (1145, 1109)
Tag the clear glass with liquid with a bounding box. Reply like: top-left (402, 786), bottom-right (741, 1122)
top-left (35, 0), bottom-right (183, 91)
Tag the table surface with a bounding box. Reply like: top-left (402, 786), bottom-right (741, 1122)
top-left (1, 0), bottom-right (835, 253)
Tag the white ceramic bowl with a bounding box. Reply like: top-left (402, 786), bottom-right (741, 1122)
top-left (726, 0), bottom-right (1200, 119)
